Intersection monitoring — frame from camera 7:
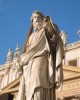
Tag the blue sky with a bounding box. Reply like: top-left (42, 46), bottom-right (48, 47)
top-left (0, 0), bottom-right (80, 64)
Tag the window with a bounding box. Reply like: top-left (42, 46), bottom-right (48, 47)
top-left (69, 60), bottom-right (77, 66)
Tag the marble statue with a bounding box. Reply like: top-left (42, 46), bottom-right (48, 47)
top-left (7, 49), bottom-right (13, 63)
top-left (14, 44), bottom-right (20, 59)
top-left (60, 30), bottom-right (67, 46)
top-left (17, 11), bottom-right (64, 100)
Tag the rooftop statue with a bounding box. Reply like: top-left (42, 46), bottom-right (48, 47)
top-left (60, 30), bottom-right (67, 46)
top-left (14, 44), bottom-right (20, 59)
top-left (7, 49), bottom-right (13, 63)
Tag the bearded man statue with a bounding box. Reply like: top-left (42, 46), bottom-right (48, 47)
top-left (17, 11), bottom-right (64, 100)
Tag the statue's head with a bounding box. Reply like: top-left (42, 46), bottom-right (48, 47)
top-left (30, 11), bottom-right (45, 31)
top-left (30, 11), bottom-right (45, 22)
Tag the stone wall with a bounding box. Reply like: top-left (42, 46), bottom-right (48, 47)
top-left (0, 60), bottom-right (20, 89)
top-left (64, 41), bottom-right (80, 67)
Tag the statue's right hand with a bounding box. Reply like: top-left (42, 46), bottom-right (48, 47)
top-left (19, 61), bottom-right (24, 66)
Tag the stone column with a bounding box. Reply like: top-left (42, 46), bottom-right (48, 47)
top-left (1, 68), bottom-right (9, 88)
top-left (0, 74), bottom-right (4, 89)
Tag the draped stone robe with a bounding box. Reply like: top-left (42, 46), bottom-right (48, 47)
top-left (17, 27), bottom-right (64, 100)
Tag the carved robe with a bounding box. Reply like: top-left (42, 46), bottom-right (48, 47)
top-left (17, 27), bottom-right (64, 100)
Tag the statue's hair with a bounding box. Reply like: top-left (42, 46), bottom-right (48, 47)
top-left (22, 24), bottom-right (33, 53)
top-left (22, 11), bottom-right (45, 53)
top-left (30, 11), bottom-right (45, 21)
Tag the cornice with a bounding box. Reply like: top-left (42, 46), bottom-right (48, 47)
top-left (65, 41), bottom-right (80, 51)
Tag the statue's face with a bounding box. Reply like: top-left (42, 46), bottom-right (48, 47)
top-left (32, 13), bottom-right (43, 24)
top-left (32, 13), bottom-right (43, 31)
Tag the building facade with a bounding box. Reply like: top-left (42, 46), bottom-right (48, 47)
top-left (0, 32), bottom-right (80, 100)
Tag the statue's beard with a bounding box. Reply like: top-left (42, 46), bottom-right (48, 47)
top-left (33, 22), bottom-right (43, 31)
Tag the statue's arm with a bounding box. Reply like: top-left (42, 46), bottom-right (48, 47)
top-left (43, 16), bottom-right (60, 47)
